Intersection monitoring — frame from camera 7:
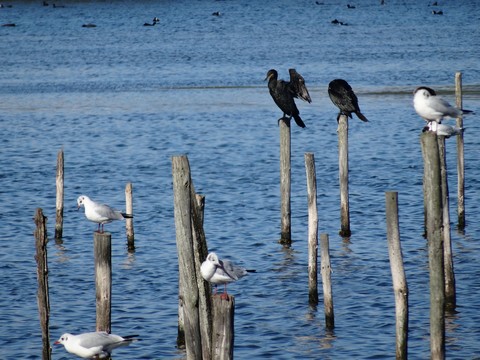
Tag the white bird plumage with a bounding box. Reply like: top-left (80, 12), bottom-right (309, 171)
top-left (423, 121), bottom-right (465, 138)
top-left (77, 195), bottom-right (133, 233)
top-left (54, 331), bottom-right (139, 359)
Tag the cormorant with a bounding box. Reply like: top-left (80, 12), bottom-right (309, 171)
top-left (265, 68), bottom-right (311, 128)
top-left (328, 79), bottom-right (368, 122)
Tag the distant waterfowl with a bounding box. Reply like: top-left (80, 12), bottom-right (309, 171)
top-left (347, 4), bottom-right (356, 8)
top-left (52, 3), bottom-right (65, 8)
top-left (212, 11), bottom-right (221, 16)
top-left (423, 121), bottom-right (464, 138)
top-left (432, 10), bottom-right (443, 15)
top-left (328, 79), bottom-right (369, 122)
top-left (265, 68), bottom-right (312, 128)
top-left (144, 17), bottom-right (159, 26)
top-left (82, 23), bottom-right (96, 28)
top-left (42, 1), bottom-right (49, 6)
top-left (331, 19), bottom-right (348, 26)
top-left (2, 23), bottom-right (16, 27)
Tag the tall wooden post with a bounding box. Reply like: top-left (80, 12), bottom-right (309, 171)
top-left (320, 233), bottom-right (334, 329)
top-left (337, 115), bottom-right (351, 237)
top-left (34, 208), bottom-right (52, 360)
top-left (421, 132), bottom-right (445, 360)
top-left (385, 192), bottom-right (408, 360)
top-left (279, 117), bottom-right (292, 246)
top-left (305, 153), bottom-right (318, 305)
top-left (125, 182), bottom-right (135, 250)
top-left (55, 149), bottom-right (64, 239)
top-left (455, 72), bottom-right (465, 229)
top-left (211, 296), bottom-right (235, 360)
top-left (94, 232), bottom-right (112, 333)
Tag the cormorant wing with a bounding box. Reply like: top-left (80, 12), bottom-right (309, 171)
top-left (289, 68), bottom-right (312, 103)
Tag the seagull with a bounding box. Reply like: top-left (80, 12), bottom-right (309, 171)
top-left (77, 195), bottom-right (133, 233)
top-left (413, 86), bottom-right (473, 123)
top-left (200, 252), bottom-right (255, 299)
top-left (54, 331), bottom-right (139, 359)
top-left (423, 121), bottom-right (464, 138)
top-left (328, 79), bottom-right (368, 122)
top-left (265, 68), bottom-right (312, 128)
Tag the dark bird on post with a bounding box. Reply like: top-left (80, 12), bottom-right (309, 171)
top-left (328, 79), bottom-right (368, 122)
top-left (265, 68), bottom-right (311, 128)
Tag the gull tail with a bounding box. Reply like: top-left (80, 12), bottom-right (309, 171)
top-left (246, 269), bottom-right (256, 273)
top-left (355, 111), bottom-right (369, 122)
top-left (461, 109), bottom-right (474, 115)
top-left (121, 213), bottom-right (134, 219)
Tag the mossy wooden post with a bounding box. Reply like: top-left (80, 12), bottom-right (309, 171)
top-left (94, 232), bottom-right (112, 333)
top-left (125, 182), bottom-right (135, 250)
top-left (279, 117), bottom-right (291, 246)
top-left (55, 149), bottom-right (64, 239)
top-left (337, 115), bottom-right (351, 237)
top-left (34, 208), bottom-right (52, 360)
top-left (172, 155), bottom-right (202, 360)
top-left (385, 192), bottom-right (408, 360)
top-left (438, 138), bottom-right (456, 310)
top-left (320, 233), bottom-right (334, 329)
top-left (421, 132), bottom-right (445, 360)
top-left (305, 153), bottom-right (318, 305)
top-left (455, 72), bottom-right (465, 229)
top-left (211, 296), bottom-right (234, 360)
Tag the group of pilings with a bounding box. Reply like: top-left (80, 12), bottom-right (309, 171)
top-left (34, 149), bottom-right (136, 360)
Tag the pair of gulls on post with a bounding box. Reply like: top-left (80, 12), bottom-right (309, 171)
top-left (265, 69), bottom-right (369, 127)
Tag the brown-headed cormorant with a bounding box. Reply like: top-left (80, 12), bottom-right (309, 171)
top-left (328, 79), bottom-right (368, 122)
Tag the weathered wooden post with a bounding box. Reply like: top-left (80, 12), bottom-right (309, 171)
top-left (305, 153), bottom-right (318, 305)
top-left (279, 117), bottom-right (292, 246)
top-left (455, 72), bottom-right (465, 229)
top-left (94, 232), bottom-right (112, 333)
top-left (385, 192), bottom-right (408, 360)
top-left (320, 233), bottom-right (334, 329)
top-left (337, 115), bottom-right (351, 237)
top-left (421, 132), bottom-right (445, 359)
top-left (55, 149), bottom-right (64, 239)
top-left (125, 182), bottom-right (135, 250)
top-left (34, 208), bottom-right (52, 360)
top-left (211, 296), bottom-right (235, 360)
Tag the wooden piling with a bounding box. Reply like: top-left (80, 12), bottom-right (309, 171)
top-left (125, 182), bottom-right (135, 250)
top-left (420, 132), bottom-right (445, 359)
top-left (385, 192), bottom-right (408, 360)
top-left (320, 233), bottom-right (334, 329)
top-left (55, 149), bottom-right (64, 239)
top-left (34, 208), bottom-right (52, 360)
top-left (94, 232), bottom-right (112, 333)
top-left (305, 153), bottom-right (318, 305)
top-left (455, 72), bottom-right (465, 229)
top-left (211, 296), bottom-right (235, 360)
top-left (279, 117), bottom-right (292, 246)
top-left (337, 115), bottom-right (351, 237)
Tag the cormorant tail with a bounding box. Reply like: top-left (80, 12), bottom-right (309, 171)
top-left (355, 111), bottom-right (369, 122)
top-left (293, 114), bottom-right (306, 128)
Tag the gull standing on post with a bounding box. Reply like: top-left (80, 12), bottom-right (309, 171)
top-left (54, 331), bottom-right (139, 359)
top-left (328, 79), bottom-right (369, 122)
top-left (201, 252), bottom-right (255, 299)
top-left (77, 195), bottom-right (133, 233)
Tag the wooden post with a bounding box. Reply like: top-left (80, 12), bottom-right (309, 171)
top-left (55, 149), bottom-right (64, 239)
top-left (305, 153), bottom-right (318, 305)
top-left (211, 296), bottom-right (234, 360)
top-left (337, 115), bottom-right (351, 237)
top-left (455, 72), bottom-right (465, 229)
top-left (125, 182), bottom-right (135, 250)
top-left (385, 192), bottom-right (408, 360)
top-left (421, 132), bottom-right (445, 360)
top-left (279, 117), bottom-right (291, 246)
top-left (438, 138), bottom-right (456, 310)
top-left (320, 233), bottom-right (334, 329)
top-left (34, 208), bottom-right (52, 360)
top-left (172, 155), bottom-right (202, 360)
top-left (94, 232), bottom-right (112, 333)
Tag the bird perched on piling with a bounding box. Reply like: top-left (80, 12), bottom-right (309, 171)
top-left (55, 331), bottom-right (139, 359)
top-left (201, 252), bottom-right (255, 299)
top-left (265, 68), bottom-right (312, 128)
top-left (413, 86), bottom-right (473, 123)
top-left (77, 195), bottom-right (133, 233)
top-left (328, 79), bottom-right (368, 122)
top-left (423, 121), bottom-right (464, 138)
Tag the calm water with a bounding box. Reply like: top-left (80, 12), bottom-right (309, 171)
top-left (1, 0), bottom-right (480, 359)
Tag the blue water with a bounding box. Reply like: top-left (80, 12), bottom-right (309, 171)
top-left (1, 0), bottom-right (480, 359)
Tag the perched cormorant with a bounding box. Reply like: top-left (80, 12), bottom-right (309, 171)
top-left (328, 79), bottom-right (368, 122)
top-left (265, 69), bottom-right (311, 128)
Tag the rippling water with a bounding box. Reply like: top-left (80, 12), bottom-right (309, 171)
top-left (1, 0), bottom-right (480, 359)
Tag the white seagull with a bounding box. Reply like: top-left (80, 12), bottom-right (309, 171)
top-left (77, 195), bottom-right (133, 233)
top-left (200, 252), bottom-right (255, 299)
top-left (413, 86), bottom-right (473, 123)
top-left (423, 121), bottom-right (465, 138)
top-left (54, 331), bottom-right (139, 359)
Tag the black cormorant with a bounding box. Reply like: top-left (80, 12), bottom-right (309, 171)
top-left (265, 69), bottom-right (311, 128)
top-left (328, 79), bottom-right (368, 122)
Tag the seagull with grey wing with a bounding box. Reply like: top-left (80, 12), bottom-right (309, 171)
top-left (77, 195), bottom-right (133, 233)
top-left (201, 252), bottom-right (255, 299)
top-left (423, 121), bottom-right (465, 138)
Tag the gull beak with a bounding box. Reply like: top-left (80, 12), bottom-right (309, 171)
top-left (54, 340), bottom-right (60, 345)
